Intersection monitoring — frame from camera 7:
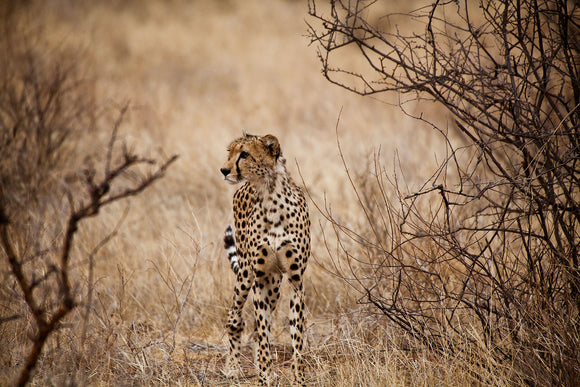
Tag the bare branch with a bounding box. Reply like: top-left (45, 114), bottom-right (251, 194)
top-left (308, 0), bottom-right (580, 383)
top-left (0, 107), bottom-right (178, 385)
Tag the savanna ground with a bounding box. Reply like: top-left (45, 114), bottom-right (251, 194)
top-left (1, 0), bottom-right (523, 385)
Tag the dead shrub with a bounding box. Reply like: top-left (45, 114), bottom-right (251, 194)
top-left (309, 0), bottom-right (580, 384)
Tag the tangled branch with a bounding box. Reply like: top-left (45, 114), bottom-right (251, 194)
top-left (308, 0), bottom-right (580, 384)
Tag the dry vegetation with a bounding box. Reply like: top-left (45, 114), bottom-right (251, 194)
top-left (2, 0), bottom-right (575, 386)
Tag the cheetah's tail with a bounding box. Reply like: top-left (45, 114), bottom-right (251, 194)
top-left (224, 225), bottom-right (239, 275)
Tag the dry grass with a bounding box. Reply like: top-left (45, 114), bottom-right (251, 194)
top-left (0, 1), bottom-right (511, 385)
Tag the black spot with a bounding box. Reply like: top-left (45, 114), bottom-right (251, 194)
top-left (286, 250), bottom-right (293, 258)
top-left (256, 270), bottom-right (265, 277)
top-left (257, 258), bottom-right (265, 265)
top-left (291, 274), bottom-right (300, 282)
top-left (262, 248), bottom-right (268, 256)
top-left (290, 263), bottom-right (299, 270)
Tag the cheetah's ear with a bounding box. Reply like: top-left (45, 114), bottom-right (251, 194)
top-left (263, 134), bottom-right (281, 160)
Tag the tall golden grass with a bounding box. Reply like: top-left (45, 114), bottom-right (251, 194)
top-left (0, 1), bottom-right (511, 385)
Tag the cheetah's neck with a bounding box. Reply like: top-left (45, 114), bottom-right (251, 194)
top-left (251, 159), bottom-right (291, 199)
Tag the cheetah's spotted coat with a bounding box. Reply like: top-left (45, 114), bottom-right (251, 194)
top-left (220, 133), bottom-right (310, 385)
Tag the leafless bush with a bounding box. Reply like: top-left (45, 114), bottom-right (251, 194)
top-left (0, 16), bottom-right (96, 216)
top-left (0, 12), bottom-right (178, 385)
top-left (0, 106), bottom-right (177, 386)
top-left (308, 0), bottom-right (579, 384)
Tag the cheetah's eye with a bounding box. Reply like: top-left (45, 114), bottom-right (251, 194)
top-left (239, 151), bottom-right (249, 159)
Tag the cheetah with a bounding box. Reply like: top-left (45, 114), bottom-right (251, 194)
top-left (220, 133), bottom-right (310, 386)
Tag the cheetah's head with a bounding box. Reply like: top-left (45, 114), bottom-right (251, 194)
top-left (220, 133), bottom-right (284, 185)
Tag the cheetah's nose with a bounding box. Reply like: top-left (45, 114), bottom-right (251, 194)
top-left (220, 167), bottom-right (231, 177)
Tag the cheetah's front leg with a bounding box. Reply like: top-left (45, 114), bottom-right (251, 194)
top-left (289, 275), bottom-right (305, 386)
top-left (225, 266), bottom-right (254, 377)
top-left (252, 271), bottom-right (281, 386)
